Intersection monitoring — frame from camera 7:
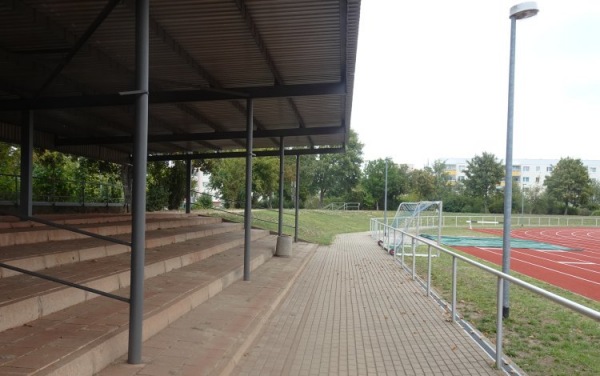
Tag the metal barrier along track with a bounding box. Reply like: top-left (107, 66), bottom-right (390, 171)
top-left (370, 218), bottom-right (600, 370)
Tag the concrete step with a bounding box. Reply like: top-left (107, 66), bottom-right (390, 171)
top-left (0, 221), bottom-right (243, 278)
top-left (99, 241), bottom-right (318, 376)
top-left (0, 213), bottom-right (201, 230)
top-left (0, 229), bottom-right (269, 332)
top-left (0, 213), bottom-right (131, 230)
top-left (0, 234), bottom-right (279, 376)
top-left (0, 214), bottom-right (222, 247)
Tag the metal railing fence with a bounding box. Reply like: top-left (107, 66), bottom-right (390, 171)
top-left (370, 218), bottom-right (600, 369)
top-left (0, 173), bottom-right (124, 206)
top-left (371, 214), bottom-right (600, 230)
top-left (322, 202), bottom-right (361, 210)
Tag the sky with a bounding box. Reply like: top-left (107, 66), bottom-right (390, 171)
top-left (351, 0), bottom-right (600, 168)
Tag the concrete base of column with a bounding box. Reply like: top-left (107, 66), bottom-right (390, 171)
top-left (275, 235), bottom-right (292, 257)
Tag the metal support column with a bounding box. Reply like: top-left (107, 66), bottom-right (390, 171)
top-left (243, 98), bottom-right (253, 281)
top-left (294, 155), bottom-right (300, 242)
top-left (383, 158), bottom-right (388, 229)
top-left (128, 0), bottom-right (149, 364)
top-left (502, 17), bottom-right (517, 320)
top-left (185, 158), bottom-right (192, 214)
top-left (278, 137), bottom-right (285, 236)
top-left (19, 110), bottom-right (33, 218)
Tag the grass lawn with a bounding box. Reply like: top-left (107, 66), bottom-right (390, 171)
top-left (200, 208), bottom-right (378, 244)
top-left (201, 209), bottom-right (600, 375)
top-left (406, 227), bottom-right (600, 376)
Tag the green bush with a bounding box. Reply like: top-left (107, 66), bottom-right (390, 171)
top-left (146, 184), bottom-right (169, 211)
top-left (196, 194), bottom-right (213, 209)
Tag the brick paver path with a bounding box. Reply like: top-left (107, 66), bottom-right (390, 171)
top-left (232, 232), bottom-right (502, 376)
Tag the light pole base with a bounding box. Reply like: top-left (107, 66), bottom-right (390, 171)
top-left (503, 306), bottom-right (510, 319)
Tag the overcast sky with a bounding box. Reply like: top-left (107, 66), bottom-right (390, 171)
top-left (351, 0), bottom-right (600, 168)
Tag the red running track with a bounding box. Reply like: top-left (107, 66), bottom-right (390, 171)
top-left (454, 227), bottom-right (600, 301)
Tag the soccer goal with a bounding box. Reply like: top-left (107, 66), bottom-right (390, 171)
top-left (385, 201), bottom-right (442, 257)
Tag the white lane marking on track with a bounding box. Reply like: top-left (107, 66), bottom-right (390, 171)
top-left (470, 247), bottom-right (600, 285)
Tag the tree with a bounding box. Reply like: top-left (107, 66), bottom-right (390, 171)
top-left (74, 157), bottom-right (122, 204)
top-left (295, 155), bottom-right (319, 208)
top-left (166, 161), bottom-right (189, 210)
top-left (361, 158), bottom-right (410, 210)
top-left (463, 152), bottom-right (504, 213)
top-left (0, 142), bottom-right (20, 201)
top-left (588, 179), bottom-right (600, 211)
top-left (409, 169), bottom-right (435, 201)
top-left (207, 158), bottom-right (246, 208)
top-left (146, 161), bottom-right (170, 211)
top-left (33, 149), bottom-right (78, 202)
top-left (253, 157), bottom-right (280, 208)
top-left (311, 130), bottom-right (364, 207)
top-left (425, 159), bottom-right (452, 200)
top-left (544, 157), bottom-right (592, 215)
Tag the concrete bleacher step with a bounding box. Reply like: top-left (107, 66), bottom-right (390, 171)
top-left (0, 213), bottom-right (199, 230)
top-left (98, 241), bottom-right (318, 376)
top-left (0, 221), bottom-right (243, 278)
top-left (0, 228), bottom-right (269, 332)
top-left (0, 214), bottom-right (222, 247)
top-left (0, 232), bottom-right (279, 376)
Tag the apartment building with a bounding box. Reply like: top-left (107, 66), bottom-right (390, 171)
top-left (441, 158), bottom-right (600, 188)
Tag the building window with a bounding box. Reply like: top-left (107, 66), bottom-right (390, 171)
top-left (459, 164), bottom-right (466, 172)
top-left (523, 177), bottom-right (530, 183)
top-left (536, 166), bottom-right (541, 172)
top-left (536, 177), bottom-right (540, 183)
top-left (513, 165), bottom-right (521, 171)
top-left (458, 176), bottom-right (465, 181)
top-left (546, 166), bottom-right (553, 172)
top-left (522, 166), bottom-right (530, 172)
top-left (590, 167), bottom-right (597, 173)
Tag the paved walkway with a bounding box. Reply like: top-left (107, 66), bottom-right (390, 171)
top-left (231, 232), bottom-right (503, 376)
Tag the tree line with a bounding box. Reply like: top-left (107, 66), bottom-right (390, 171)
top-left (1, 134), bottom-right (599, 215)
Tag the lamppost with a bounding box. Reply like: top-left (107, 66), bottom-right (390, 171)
top-left (502, 2), bottom-right (539, 319)
top-left (384, 158), bottom-right (388, 228)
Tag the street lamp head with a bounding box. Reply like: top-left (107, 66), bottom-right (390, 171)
top-left (510, 2), bottom-right (539, 20)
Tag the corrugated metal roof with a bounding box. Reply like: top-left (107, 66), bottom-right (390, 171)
top-left (0, 0), bottom-right (361, 163)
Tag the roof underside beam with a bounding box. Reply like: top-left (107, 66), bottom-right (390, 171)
top-left (146, 147), bottom-right (345, 162)
top-left (233, 0), bottom-right (316, 147)
top-left (35, 0), bottom-right (122, 97)
top-left (56, 125), bottom-right (345, 146)
top-left (0, 82), bottom-right (345, 111)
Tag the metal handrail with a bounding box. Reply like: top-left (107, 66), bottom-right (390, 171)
top-left (322, 202), bottom-right (361, 210)
top-left (0, 172), bottom-right (124, 206)
top-left (210, 207), bottom-right (296, 229)
top-left (370, 218), bottom-right (600, 369)
top-left (372, 214), bottom-right (600, 228)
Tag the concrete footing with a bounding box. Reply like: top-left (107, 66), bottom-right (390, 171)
top-left (275, 235), bottom-right (292, 257)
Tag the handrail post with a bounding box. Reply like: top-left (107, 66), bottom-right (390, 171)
top-left (451, 256), bottom-right (457, 322)
top-left (411, 237), bottom-right (416, 280)
top-left (426, 245), bottom-right (432, 297)
top-left (400, 233), bottom-right (406, 267)
top-left (393, 227), bottom-right (396, 255)
top-left (496, 276), bottom-right (504, 369)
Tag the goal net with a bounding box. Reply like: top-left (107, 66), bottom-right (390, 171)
top-left (386, 201), bottom-right (442, 256)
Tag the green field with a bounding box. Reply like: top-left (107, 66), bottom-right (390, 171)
top-left (201, 208), bottom-right (600, 375)
top-left (201, 208), bottom-right (378, 244)
top-left (414, 227), bottom-right (600, 376)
